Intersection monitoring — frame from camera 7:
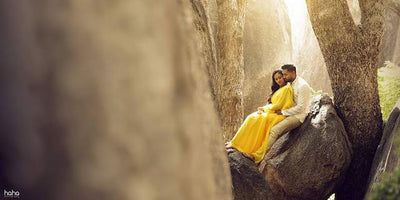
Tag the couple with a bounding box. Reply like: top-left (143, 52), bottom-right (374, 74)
top-left (227, 64), bottom-right (311, 172)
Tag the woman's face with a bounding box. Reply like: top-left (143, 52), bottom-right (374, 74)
top-left (274, 73), bottom-right (286, 87)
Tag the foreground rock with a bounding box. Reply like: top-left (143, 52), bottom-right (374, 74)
top-left (228, 149), bottom-right (276, 200)
top-left (0, 1), bottom-right (232, 199)
top-left (264, 94), bottom-right (352, 200)
top-left (366, 100), bottom-right (400, 197)
top-left (228, 94), bottom-right (352, 200)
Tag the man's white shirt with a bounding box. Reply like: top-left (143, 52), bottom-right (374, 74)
top-left (281, 76), bottom-right (311, 123)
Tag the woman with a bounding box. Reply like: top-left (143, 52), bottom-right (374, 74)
top-left (227, 70), bottom-right (294, 163)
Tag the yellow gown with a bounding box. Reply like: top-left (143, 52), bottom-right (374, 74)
top-left (230, 85), bottom-right (294, 163)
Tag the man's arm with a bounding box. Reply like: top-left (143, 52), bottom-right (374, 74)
top-left (282, 84), bottom-right (311, 116)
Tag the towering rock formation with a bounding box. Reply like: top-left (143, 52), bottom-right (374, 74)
top-left (286, 0), bottom-right (332, 96)
top-left (0, 1), bottom-right (232, 199)
top-left (242, 0), bottom-right (292, 116)
top-left (379, 0), bottom-right (400, 66)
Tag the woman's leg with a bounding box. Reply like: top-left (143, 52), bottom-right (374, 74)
top-left (229, 112), bottom-right (264, 151)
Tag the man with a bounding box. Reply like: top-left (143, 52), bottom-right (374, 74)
top-left (258, 64), bottom-right (311, 172)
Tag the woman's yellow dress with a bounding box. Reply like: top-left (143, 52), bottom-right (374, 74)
top-left (230, 85), bottom-right (294, 163)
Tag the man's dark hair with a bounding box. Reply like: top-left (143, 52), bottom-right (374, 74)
top-left (281, 64), bottom-right (296, 73)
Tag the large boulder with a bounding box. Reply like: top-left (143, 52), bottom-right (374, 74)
top-left (228, 94), bottom-right (352, 200)
top-left (264, 94), bottom-right (352, 200)
top-left (365, 100), bottom-right (400, 197)
top-left (228, 149), bottom-right (276, 200)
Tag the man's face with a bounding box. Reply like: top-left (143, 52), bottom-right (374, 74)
top-left (282, 69), bottom-right (295, 82)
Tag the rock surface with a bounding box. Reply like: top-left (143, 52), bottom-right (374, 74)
top-left (228, 94), bottom-right (352, 200)
top-left (242, 0), bottom-right (292, 116)
top-left (242, 0), bottom-right (334, 116)
top-left (287, 0), bottom-right (332, 95)
top-left (306, 0), bottom-right (385, 198)
top-left (264, 94), bottom-right (352, 200)
top-left (366, 100), bottom-right (400, 197)
top-left (213, 0), bottom-right (246, 140)
top-left (228, 149), bottom-right (276, 200)
top-left (285, 0), bottom-right (332, 96)
top-left (0, 1), bottom-right (232, 200)
top-left (378, 0), bottom-right (400, 66)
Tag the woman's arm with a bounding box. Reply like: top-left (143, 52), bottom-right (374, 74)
top-left (263, 86), bottom-right (293, 112)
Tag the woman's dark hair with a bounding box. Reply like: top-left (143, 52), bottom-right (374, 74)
top-left (268, 69), bottom-right (283, 103)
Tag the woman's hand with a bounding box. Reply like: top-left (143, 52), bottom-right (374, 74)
top-left (257, 107), bottom-right (264, 114)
